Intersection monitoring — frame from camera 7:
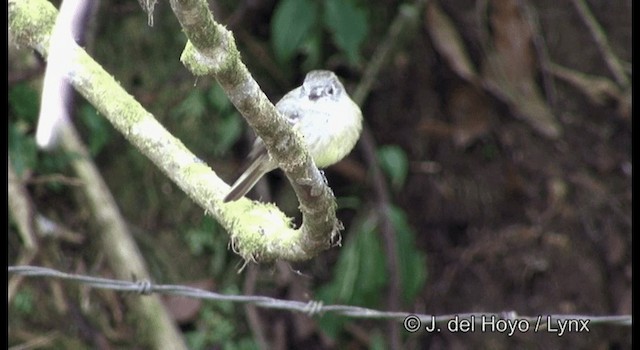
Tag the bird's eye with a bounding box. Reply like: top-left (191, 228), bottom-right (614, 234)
top-left (326, 86), bottom-right (335, 95)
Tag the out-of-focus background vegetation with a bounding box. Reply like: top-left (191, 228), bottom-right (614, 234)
top-left (8, 0), bottom-right (631, 348)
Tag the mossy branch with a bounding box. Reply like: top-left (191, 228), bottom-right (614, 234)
top-left (169, 0), bottom-right (341, 256)
top-left (9, 0), bottom-right (339, 262)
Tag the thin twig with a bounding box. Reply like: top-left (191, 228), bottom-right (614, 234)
top-left (359, 131), bottom-right (402, 349)
top-left (8, 159), bottom-right (38, 251)
top-left (8, 331), bottom-right (59, 350)
top-left (23, 174), bottom-right (84, 186)
top-left (243, 265), bottom-right (270, 350)
top-left (351, 1), bottom-right (428, 349)
top-left (519, 1), bottom-right (558, 109)
top-left (570, 0), bottom-right (629, 88)
top-left (7, 159), bottom-right (40, 302)
top-left (352, 2), bottom-right (426, 105)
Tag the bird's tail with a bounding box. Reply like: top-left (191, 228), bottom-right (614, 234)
top-left (223, 153), bottom-right (271, 202)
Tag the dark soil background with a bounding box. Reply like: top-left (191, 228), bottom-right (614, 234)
top-left (8, 0), bottom-right (631, 349)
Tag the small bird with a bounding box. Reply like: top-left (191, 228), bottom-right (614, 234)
top-left (224, 70), bottom-right (363, 202)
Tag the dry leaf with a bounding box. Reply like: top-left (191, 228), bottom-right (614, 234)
top-left (162, 279), bottom-right (215, 324)
top-left (481, 0), bottom-right (561, 138)
top-left (448, 85), bottom-right (493, 148)
top-left (425, 2), bottom-right (478, 83)
top-left (548, 62), bottom-right (627, 108)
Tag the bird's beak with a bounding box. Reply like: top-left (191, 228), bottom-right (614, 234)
top-left (309, 87), bottom-right (324, 101)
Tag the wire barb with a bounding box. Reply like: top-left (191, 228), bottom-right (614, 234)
top-left (8, 265), bottom-right (632, 327)
top-left (135, 279), bottom-right (153, 295)
top-left (303, 300), bottom-right (324, 316)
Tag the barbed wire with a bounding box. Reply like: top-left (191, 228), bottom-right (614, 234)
top-left (8, 265), bottom-right (632, 329)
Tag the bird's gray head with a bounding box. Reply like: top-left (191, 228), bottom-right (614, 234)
top-left (302, 70), bottom-right (345, 102)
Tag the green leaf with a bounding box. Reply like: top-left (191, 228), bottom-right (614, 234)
top-left (8, 123), bottom-right (38, 176)
top-left (377, 145), bottom-right (409, 191)
top-left (185, 331), bottom-right (207, 350)
top-left (390, 205), bottom-right (428, 303)
top-left (316, 214), bottom-right (387, 338)
top-left (370, 331), bottom-right (387, 350)
top-left (12, 289), bottom-right (35, 315)
top-left (336, 216), bottom-right (387, 304)
top-left (172, 90), bottom-right (207, 119)
top-left (206, 84), bottom-right (243, 155)
top-left (78, 104), bottom-right (112, 156)
top-left (224, 338), bottom-right (259, 350)
top-left (300, 32), bottom-right (323, 72)
top-left (323, 0), bottom-right (368, 65)
top-left (208, 83), bottom-right (232, 112)
top-left (38, 149), bottom-right (77, 191)
top-left (185, 216), bottom-right (230, 276)
top-left (212, 112), bottom-right (243, 156)
top-left (9, 83), bottom-right (40, 123)
top-left (316, 206), bottom-right (427, 338)
top-left (271, 0), bottom-right (319, 63)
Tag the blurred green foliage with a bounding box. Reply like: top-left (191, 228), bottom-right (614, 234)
top-left (316, 213), bottom-right (386, 338)
top-left (271, 0), bottom-right (320, 64)
top-left (8, 83), bottom-right (40, 124)
top-left (12, 289), bottom-right (35, 316)
top-left (271, 0), bottom-right (369, 68)
top-left (324, 0), bottom-right (368, 65)
top-left (390, 205), bottom-right (428, 304)
top-left (370, 332), bottom-right (387, 350)
top-left (377, 145), bottom-right (409, 192)
top-left (170, 84), bottom-right (243, 157)
top-left (8, 83), bottom-right (40, 176)
top-left (8, 122), bottom-right (38, 177)
top-left (316, 204), bottom-right (427, 338)
top-left (207, 84), bottom-right (244, 156)
top-left (185, 216), bottom-right (233, 277)
top-left (184, 284), bottom-right (257, 350)
top-left (8, 83), bottom-right (79, 192)
top-left (78, 104), bottom-right (113, 156)
top-left (183, 216), bottom-right (259, 349)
